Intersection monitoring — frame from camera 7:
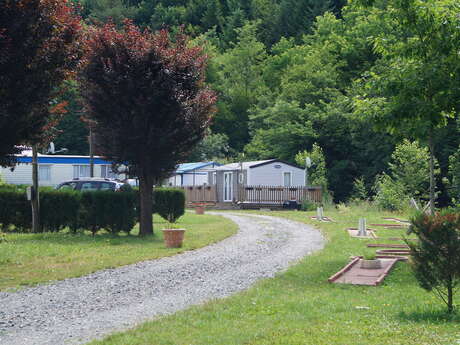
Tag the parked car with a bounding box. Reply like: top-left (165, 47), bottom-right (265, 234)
top-left (56, 178), bottom-right (129, 192)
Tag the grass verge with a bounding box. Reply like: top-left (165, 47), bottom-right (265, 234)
top-left (0, 213), bottom-right (237, 291)
top-left (89, 206), bottom-right (459, 345)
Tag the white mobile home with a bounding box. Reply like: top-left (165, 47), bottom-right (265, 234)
top-left (166, 162), bottom-right (220, 187)
top-left (0, 152), bottom-right (123, 187)
top-left (211, 159), bottom-right (306, 203)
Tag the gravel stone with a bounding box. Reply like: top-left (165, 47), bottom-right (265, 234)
top-left (0, 212), bottom-right (324, 345)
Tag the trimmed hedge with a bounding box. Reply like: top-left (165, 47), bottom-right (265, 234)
top-left (154, 188), bottom-right (185, 223)
top-left (0, 188), bottom-right (30, 231)
top-left (0, 188), bottom-right (137, 234)
top-left (80, 191), bottom-right (136, 235)
top-left (40, 189), bottom-right (81, 232)
top-left (0, 186), bottom-right (185, 234)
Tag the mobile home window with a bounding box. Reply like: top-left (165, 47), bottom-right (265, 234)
top-left (283, 172), bottom-right (292, 187)
top-left (238, 173), bottom-right (244, 184)
top-left (101, 165), bottom-right (117, 179)
top-left (38, 165), bottom-right (51, 181)
top-left (73, 165), bottom-right (90, 178)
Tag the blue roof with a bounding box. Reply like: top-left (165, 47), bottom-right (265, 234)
top-left (176, 162), bottom-right (220, 173)
top-left (17, 156), bottom-right (114, 165)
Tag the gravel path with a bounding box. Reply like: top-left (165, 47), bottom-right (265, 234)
top-left (0, 212), bottom-right (324, 345)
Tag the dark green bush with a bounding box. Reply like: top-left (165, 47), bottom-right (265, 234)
top-left (0, 187), bottom-right (137, 235)
top-left (301, 199), bottom-right (318, 212)
top-left (79, 190), bottom-right (137, 235)
top-left (0, 188), bottom-right (30, 231)
top-left (154, 188), bottom-right (185, 223)
top-left (40, 190), bottom-right (81, 232)
top-left (407, 211), bottom-right (460, 313)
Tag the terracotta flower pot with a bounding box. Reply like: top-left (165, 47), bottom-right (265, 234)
top-left (162, 229), bottom-right (186, 248)
top-left (360, 259), bottom-right (382, 269)
top-left (195, 205), bottom-right (205, 215)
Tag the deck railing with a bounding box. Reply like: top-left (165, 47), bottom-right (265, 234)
top-left (180, 185), bottom-right (217, 204)
top-left (179, 185), bottom-right (322, 205)
top-left (237, 185), bottom-right (322, 204)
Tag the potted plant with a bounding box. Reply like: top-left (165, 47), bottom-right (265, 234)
top-left (194, 202), bottom-right (205, 215)
top-left (360, 253), bottom-right (382, 269)
top-left (156, 189), bottom-right (186, 248)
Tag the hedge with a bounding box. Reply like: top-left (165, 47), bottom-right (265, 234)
top-left (154, 188), bottom-right (185, 223)
top-left (79, 191), bottom-right (137, 235)
top-left (0, 188), bottom-right (137, 234)
top-left (0, 186), bottom-right (185, 234)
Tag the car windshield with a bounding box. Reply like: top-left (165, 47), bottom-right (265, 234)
top-left (80, 182), bottom-right (99, 191)
top-left (57, 182), bottom-right (77, 190)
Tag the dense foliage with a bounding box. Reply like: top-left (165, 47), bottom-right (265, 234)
top-left (80, 21), bottom-right (216, 236)
top-left (0, 187), bottom-right (136, 234)
top-left (407, 211), bottom-right (460, 313)
top-left (374, 140), bottom-right (436, 211)
top-left (0, 0), bottom-right (83, 165)
top-left (0, 187), bottom-right (185, 234)
top-left (154, 188), bottom-right (186, 224)
top-left (49, 0), bottom-right (460, 205)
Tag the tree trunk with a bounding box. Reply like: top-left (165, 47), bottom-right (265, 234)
top-left (138, 174), bottom-right (154, 236)
top-left (428, 131), bottom-right (435, 216)
top-left (447, 278), bottom-right (454, 314)
top-left (31, 145), bottom-right (41, 233)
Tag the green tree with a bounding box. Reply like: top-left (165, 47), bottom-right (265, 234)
top-left (354, 0), bottom-right (460, 214)
top-left (374, 140), bottom-right (438, 211)
top-left (447, 147), bottom-right (460, 205)
top-left (212, 22), bottom-right (268, 151)
top-left (188, 131), bottom-right (230, 161)
top-left (246, 100), bottom-right (316, 161)
top-left (407, 211), bottom-right (460, 313)
top-left (53, 81), bottom-right (89, 155)
top-left (388, 140), bottom-right (435, 201)
top-left (295, 143), bottom-right (328, 191)
top-left (81, 0), bottom-right (139, 24)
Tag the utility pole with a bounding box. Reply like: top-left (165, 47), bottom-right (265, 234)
top-left (305, 157), bottom-right (312, 187)
top-left (89, 126), bottom-right (94, 177)
top-left (31, 145), bottom-right (40, 233)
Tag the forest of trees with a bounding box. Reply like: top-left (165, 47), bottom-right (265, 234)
top-left (55, 0), bottom-right (460, 204)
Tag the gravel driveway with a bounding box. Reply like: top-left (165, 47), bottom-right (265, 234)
top-left (0, 212), bottom-right (324, 345)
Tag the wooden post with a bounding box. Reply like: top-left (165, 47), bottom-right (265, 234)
top-left (31, 145), bottom-right (40, 233)
top-left (89, 126), bottom-right (94, 178)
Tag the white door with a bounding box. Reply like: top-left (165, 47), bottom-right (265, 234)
top-left (224, 172), bottom-right (233, 202)
top-left (283, 172), bottom-right (292, 187)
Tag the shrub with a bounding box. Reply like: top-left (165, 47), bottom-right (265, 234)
top-left (40, 190), bottom-right (81, 232)
top-left (407, 211), bottom-right (460, 313)
top-left (448, 147), bottom-right (460, 205)
top-left (350, 176), bottom-right (368, 201)
top-left (79, 190), bottom-right (137, 235)
top-left (295, 143), bottom-right (329, 192)
top-left (0, 188), bottom-right (137, 235)
top-left (154, 188), bottom-right (185, 224)
top-left (373, 174), bottom-right (407, 211)
top-left (0, 188), bottom-right (30, 231)
top-left (389, 140), bottom-right (435, 201)
top-left (301, 199), bottom-right (317, 212)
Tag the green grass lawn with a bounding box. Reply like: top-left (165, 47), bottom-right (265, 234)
top-left (89, 206), bottom-right (460, 345)
top-left (0, 212), bottom-right (237, 291)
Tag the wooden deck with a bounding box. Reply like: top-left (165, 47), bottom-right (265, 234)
top-left (180, 185), bottom-right (322, 208)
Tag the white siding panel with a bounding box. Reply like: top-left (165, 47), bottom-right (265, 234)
top-left (51, 165), bottom-right (74, 186)
top-left (182, 173), bottom-right (208, 186)
top-left (249, 162), bottom-right (305, 186)
top-left (0, 164), bottom-right (33, 185)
